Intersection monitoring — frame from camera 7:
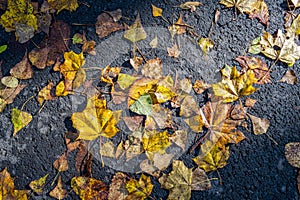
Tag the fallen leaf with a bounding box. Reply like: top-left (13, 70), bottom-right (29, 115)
top-left (29, 47), bottom-right (50, 69)
top-left (82, 40), bottom-right (96, 55)
top-left (117, 73), bottom-right (137, 90)
top-left (159, 160), bottom-right (211, 200)
top-left (49, 176), bottom-right (67, 200)
top-left (248, 114), bottom-right (270, 135)
top-left (100, 65), bottom-right (121, 84)
top-left (0, 98), bottom-right (6, 112)
top-left (170, 130), bottom-right (188, 150)
top-left (29, 174), bottom-right (48, 195)
top-left (193, 79), bottom-right (211, 94)
top-left (0, 168), bottom-right (28, 200)
top-left (124, 131), bottom-right (143, 161)
top-left (130, 57), bottom-right (143, 71)
top-left (1, 76), bottom-right (18, 88)
top-left (167, 43), bottom-right (180, 58)
top-left (219, 0), bottom-right (253, 14)
top-left (72, 33), bottom-right (84, 44)
top-left (287, 0), bottom-right (300, 8)
top-left (10, 53), bottom-right (33, 79)
top-left (0, 44), bottom-right (7, 53)
top-left (105, 9), bottom-right (122, 22)
top-left (193, 140), bottom-right (230, 172)
top-left (72, 95), bottom-right (122, 140)
top-left (122, 116), bottom-right (144, 131)
top-left (178, 78), bottom-right (193, 94)
top-left (179, 1), bottom-right (202, 12)
top-left (124, 14), bottom-right (147, 43)
top-left (71, 176), bottom-right (108, 200)
top-left (148, 104), bottom-right (173, 129)
top-left (142, 130), bottom-right (171, 161)
top-left (235, 56), bottom-right (271, 84)
top-left (279, 70), bottom-right (298, 85)
top-left (151, 4), bottom-right (163, 17)
top-left (130, 94), bottom-right (153, 116)
top-left (212, 66), bottom-right (258, 102)
top-left (100, 141), bottom-right (115, 158)
top-left (96, 12), bottom-right (123, 38)
top-left (53, 153), bottom-right (69, 172)
top-left (149, 36), bottom-right (158, 48)
top-left (245, 98), bottom-right (257, 108)
top-left (11, 108), bottom-right (32, 136)
top-left (141, 58), bottom-right (163, 79)
top-left (38, 81), bottom-right (55, 105)
top-left (48, 0), bottom-right (78, 13)
top-left (180, 95), bottom-right (200, 117)
top-left (108, 172), bottom-right (129, 200)
top-left (198, 37), bottom-right (214, 55)
top-left (248, 0), bottom-right (269, 26)
top-left (0, 84), bottom-right (27, 104)
top-left (285, 142), bottom-right (300, 168)
top-left (126, 174), bottom-right (153, 200)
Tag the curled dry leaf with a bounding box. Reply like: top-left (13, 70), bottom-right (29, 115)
top-left (193, 79), bottom-right (211, 94)
top-left (38, 81), bottom-right (55, 105)
top-left (198, 37), bottom-right (214, 55)
top-left (167, 43), bottom-right (180, 58)
top-left (53, 152), bottom-right (69, 172)
top-left (248, 114), bottom-right (270, 135)
top-left (130, 56), bottom-right (143, 71)
top-left (11, 108), bottom-right (32, 137)
top-left (285, 142), bottom-right (300, 168)
top-left (49, 176), bottom-right (67, 200)
top-left (279, 70), bottom-right (298, 85)
top-left (71, 176), bottom-right (108, 200)
top-left (10, 53), bottom-right (33, 80)
top-left (96, 12), bottom-right (123, 38)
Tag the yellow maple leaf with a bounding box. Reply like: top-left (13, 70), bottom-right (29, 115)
top-left (126, 174), bottom-right (153, 200)
top-left (71, 95), bottom-right (122, 140)
top-left (212, 66), bottom-right (257, 102)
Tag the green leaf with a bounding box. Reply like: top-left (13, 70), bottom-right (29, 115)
top-left (130, 94), bottom-right (153, 115)
top-left (0, 45), bottom-right (7, 53)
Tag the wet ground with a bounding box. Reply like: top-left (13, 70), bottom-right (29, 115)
top-left (0, 0), bottom-right (300, 199)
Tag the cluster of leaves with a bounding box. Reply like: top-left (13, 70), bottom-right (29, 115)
top-left (0, 0), bottom-right (78, 43)
top-left (0, 0), bottom-right (299, 199)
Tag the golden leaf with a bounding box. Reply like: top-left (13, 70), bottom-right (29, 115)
top-left (126, 174), bottom-right (153, 200)
top-left (49, 176), bottom-right (67, 200)
top-left (48, 0), bottom-right (78, 13)
top-left (29, 174), bottom-right (48, 195)
top-left (71, 95), bottom-right (122, 140)
top-left (11, 108), bottom-right (32, 136)
top-left (124, 14), bottom-right (147, 43)
top-left (151, 4), bottom-right (163, 17)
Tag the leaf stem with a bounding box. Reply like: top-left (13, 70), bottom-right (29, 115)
top-left (265, 133), bottom-right (278, 145)
top-left (216, 169), bottom-right (222, 185)
top-left (21, 95), bottom-right (35, 111)
top-left (258, 57), bottom-right (279, 83)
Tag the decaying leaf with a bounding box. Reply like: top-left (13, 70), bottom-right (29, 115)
top-left (105, 9), bottom-right (122, 22)
top-left (170, 130), bottom-right (188, 150)
top-left (108, 172), bottom-right (129, 200)
top-left (124, 14), bottom-right (147, 43)
top-left (149, 36), bottom-right (158, 48)
top-left (38, 81), bottom-right (55, 105)
top-left (245, 98), bottom-right (257, 108)
top-left (10, 53), bottom-right (33, 80)
top-left (193, 140), bottom-right (230, 172)
top-left (49, 176), bottom-right (67, 200)
top-left (198, 37), bottom-right (214, 55)
top-left (96, 12), bottom-right (123, 38)
top-left (48, 0), bottom-right (78, 13)
top-left (100, 66), bottom-right (121, 84)
top-left (0, 0), bottom-right (38, 43)
top-left (0, 168), bottom-right (28, 200)
top-left (0, 84), bottom-right (27, 104)
top-left (122, 116), bottom-right (143, 131)
top-left (285, 142), bottom-right (300, 168)
top-left (130, 56), bottom-right (144, 71)
top-left (11, 108), bottom-right (32, 136)
top-left (29, 174), bottom-right (48, 195)
top-left (279, 70), bottom-right (298, 85)
top-left (100, 141), bottom-right (115, 158)
top-left (212, 66), bottom-right (258, 102)
top-left (248, 114), bottom-right (270, 135)
top-left (159, 160), bottom-right (211, 200)
top-left (179, 1), bottom-right (202, 12)
top-left (151, 4), bottom-right (163, 17)
top-left (72, 95), bottom-right (122, 140)
top-left (180, 95), bottom-right (200, 117)
top-left (126, 174), bottom-right (153, 200)
top-left (71, 176), bottom-right (108, 200)
top-left (117, 73), bottom-right (137, 90)
top-left (29, 47), bottom-right (50, 69)
top-left (168, 14), bottom-right (187, 38)
top-left (147, 104), bottom-right (173, 129)
top-left (130, 94), bottom-right (153, 116)
top-left (235, 56), bottom-right (271, 84)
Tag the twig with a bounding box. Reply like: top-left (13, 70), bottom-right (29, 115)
top-left (21, 95), bottom-right (35, 111)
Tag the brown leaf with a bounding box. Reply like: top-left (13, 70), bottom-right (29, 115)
top-left (279, 70), bottom-right (298, 85)
top-left (38, 81), bottom-right (55, 105)
top-left (82, 40), bottom-right (96, 55)
top-left (235, 56), bottom-right (271, 84)
top-left (130, 57), bottom-right (143, 71)
top-left (29, 47), bottom-right (50, 69)
top-left (167, 43), bottom-right (180, 58)
top-left (248, 114), bottom-right (270, 135)
top-left (122, 116), bottom-right (144, 131)
top-left (0, 84), bottom-right (27, 104)
top-left (44, 21), bottom-right (70, 66)
top-left (49, 176), bottom-right (67, 199)
top-left (53, 153), bottom-right (68, 172)
top-left (193, 79), bottom-right (211, 94)
top-left (245, 98), bottom-right (257, 108)
top-left (248, 0), bottom-right (269, 26)
top-left (10, 53), bottom-right (33, 79)
top-left (105, 9), bottom-right (122, 22)
top-left (96, 12), bottom-right (123, 38)
top-left (141, 58), bottom-right (163, 79)
top-left (108, 172), bottom-right (129, 200)
top-left (285, 142), bottom-right (300, 168)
